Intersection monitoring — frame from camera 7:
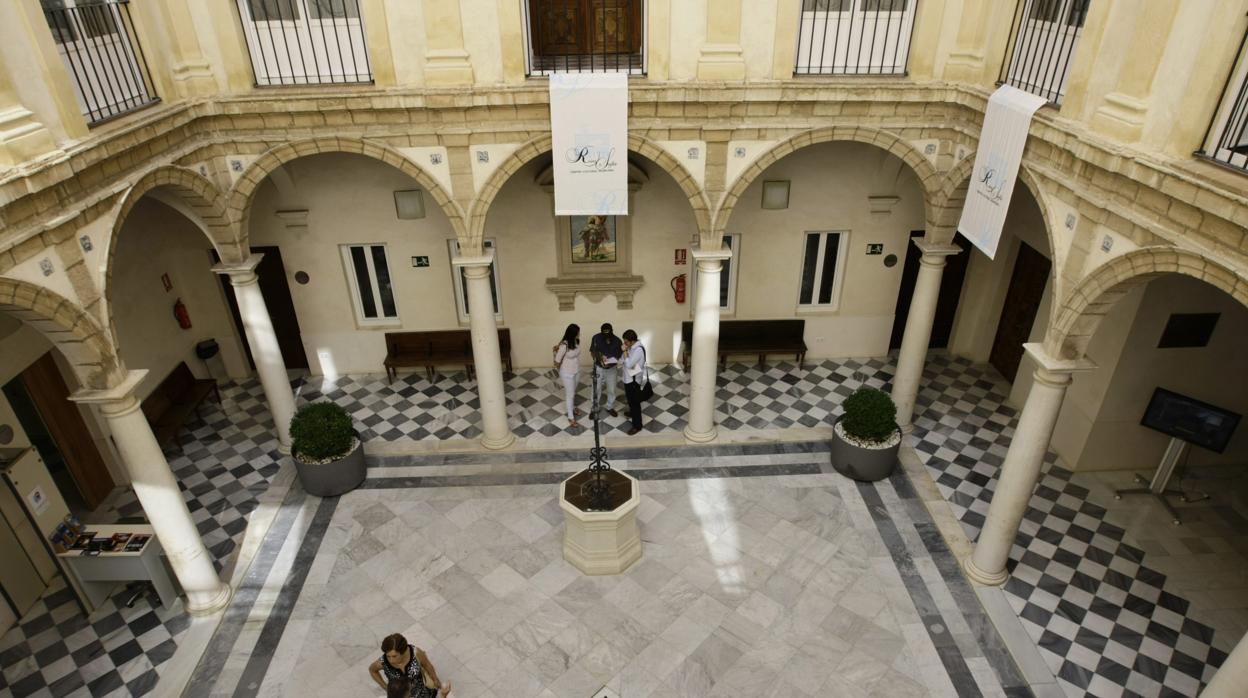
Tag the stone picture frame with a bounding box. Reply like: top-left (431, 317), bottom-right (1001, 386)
top-left (538, 161), bottom-right (647, 310)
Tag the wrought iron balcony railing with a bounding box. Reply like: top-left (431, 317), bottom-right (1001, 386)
top-left (522, 0), bottom-right (645, 76)
top-left (999, 0), bottom-right (1090, 105)
top-left (1197, 22), bottom-right (1248, 173)
top-left (41, 0), bottom-right (159, 126)
top-left (235, 0), bottom-right (373, 86)
top-left (795, 0), bottom-right (918, 76)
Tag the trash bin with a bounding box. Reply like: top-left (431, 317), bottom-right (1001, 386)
top-left (195, 339), bottom-right (228, 386)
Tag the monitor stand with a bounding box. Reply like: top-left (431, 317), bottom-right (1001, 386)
top-left (1113, 437), bottom-right (1209, 525)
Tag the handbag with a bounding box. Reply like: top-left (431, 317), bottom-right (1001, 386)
top-left (638, 347), bottom-right (654, 401)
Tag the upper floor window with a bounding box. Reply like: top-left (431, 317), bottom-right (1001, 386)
top-left (40, 0), bottom-right (159, 126)
top-left (795, 0), bottom-right (918, 76)
top-left (522, 0), bottom-right (645, 76)
top-left (999, 0), bottom-right (1091, 105)
top-left (235, 0), bottom-right (372, 86)
top-left (1197, 25), bottom-right (1248, 173)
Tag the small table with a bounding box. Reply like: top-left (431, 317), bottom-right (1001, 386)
top-left (57, 524), bottom-right (179, 610)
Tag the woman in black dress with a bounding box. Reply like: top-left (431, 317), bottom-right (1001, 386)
top-left (367, 633), bottom-right (450, 697)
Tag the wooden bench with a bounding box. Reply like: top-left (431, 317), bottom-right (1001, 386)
top-left (680, 319), bottom-right (807, 370)
top-left (140, 362), bottom-right (220, 454)
top-left (383, 329), bottom-right (513, 382)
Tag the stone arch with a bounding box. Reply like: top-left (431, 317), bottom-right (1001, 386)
top-left (712, 126), bottom-right (942, 239)
top-left (1047, 246), bottom-right (1248, 361)
top-left (465, 132), bottom-right (712, 250)
top-left (103, 165), bottom-right (237, 357)
top-left (0, 277), bottom-right (122, 390)
top-left (931, 153), bottom-right (1055, 257)
top-left (226, 137), bottom-right (467, 248)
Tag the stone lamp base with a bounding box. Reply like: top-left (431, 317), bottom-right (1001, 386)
top-left (560, 469), bottom-right (642, 575)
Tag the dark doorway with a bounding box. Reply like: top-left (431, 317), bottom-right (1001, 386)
top-left (214, 246), bottom-right (309, 370)
top-left (3, 352), bottom-right (115, 512)
top-left (889, 232), bottom-right (972, 350)
top-left (989, 241), bottom-right (1052, 383)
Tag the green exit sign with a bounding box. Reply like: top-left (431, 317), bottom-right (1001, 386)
top-left (866, 244), bottom-right (884, 255)
top-left (411, 256), bottom-right (430, 267)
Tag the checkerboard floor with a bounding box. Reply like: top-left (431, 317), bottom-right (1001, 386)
top-left (907, 354), bottom-right (1231, 697)
top-left (1, 356), bottom-right (1236, 696)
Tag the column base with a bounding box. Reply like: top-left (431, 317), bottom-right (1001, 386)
top-left (481, 431), bottom-right (516, 451)
top-left (185, 582), bottom-right (233, 617)
top-left (899, 422), bottom-right (915, 434)
top-left (683, 425), bottom-right (718, 443)
top-left (277, 441), bottom-right (292, 456)
top-left (963, 556), bottom-right (1009, 586)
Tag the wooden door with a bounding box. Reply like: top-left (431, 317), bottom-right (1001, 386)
top-left (19, 352), bottom-right (114, 510)
top-left (989, 241), bottom-right (1052, 383)
top-left (215, 246), bottom-right (309, 370)
top-left (889, 233), bottom-right (972, 350)
top-left (530, 0), bottom-right (641, 56)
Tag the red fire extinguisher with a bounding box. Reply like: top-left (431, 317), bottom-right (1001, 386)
top-left (671, 274), bottom-right (687, 304)
top-left (173, 298), bottom-right (192, 330)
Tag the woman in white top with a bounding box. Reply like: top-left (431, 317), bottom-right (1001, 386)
top-left (620, 329), bottom-right (646, 435)
top-left (552, 323), bottom-right (583, 428)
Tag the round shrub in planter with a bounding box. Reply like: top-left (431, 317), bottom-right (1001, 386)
top-left (830, 387), bottom-right (902, 482)
top-left (290, 402), bottom-right (365, 497)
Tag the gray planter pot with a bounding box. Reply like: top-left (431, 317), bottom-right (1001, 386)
top-left (830, 416), bottom-right (901, 482)
top-left (293, 440), bottom-right (366, 497)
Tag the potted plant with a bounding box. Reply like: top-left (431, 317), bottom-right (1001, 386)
top-left (289, 402), bottom-right (366, 497)
top-left (830, 387), bottom-right (902, 482)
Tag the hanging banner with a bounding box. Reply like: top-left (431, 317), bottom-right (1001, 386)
top-left (549, 73), bottom-right (628, 216)
top-left (957, 84), bottom-right (1048, 259)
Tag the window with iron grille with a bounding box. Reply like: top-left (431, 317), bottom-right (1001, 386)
top-left (522, 0), bottom-right (645, 76)
top-left (795, 0), bottom-right (918, 75)
top-left (999, 0), bottom-right (1091, 105)
top-left (1196, 23), bottom-right (1248, 173)
top-left (39, 0), bottom-right (159, 126)
top-left (235, 0), bottom-right (372, 86)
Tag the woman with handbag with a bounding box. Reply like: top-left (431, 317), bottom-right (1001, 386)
top-left (552, 323), bottom-right (583, 428)
top-left (620, 329), bottom-right (648, 435)
top-left (368, 633), bottom-right (451, 697)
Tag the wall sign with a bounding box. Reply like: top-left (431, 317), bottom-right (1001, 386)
top-left (866, 243), bottom-right (884, 255)
top-left (549, 73), bottom-right (628, 216)
top-left (674, 248), bottom-right (687, 265)
top-left (161, 273), bottom-right (172, 291)
top-left (27, 485), bottom-right (49, 515)
top-left (411, 256), bottom-right (430, 268)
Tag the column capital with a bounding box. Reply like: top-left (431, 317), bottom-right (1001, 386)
top-left (692, 246), bottom-right (731, 272)
top-left (913, 239), bottom-right (962, 264)
top-left (70, 370), bottom-right (147, 414)
top-left (1023, 343), bottom-right (1097, 383)
top-left (452, 249), bottom-right (495, 274)
top-left (212, 253), bottom-right (263, 285)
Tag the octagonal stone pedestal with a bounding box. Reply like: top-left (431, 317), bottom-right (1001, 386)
top-left (560, 469), bottom-right (642, 575)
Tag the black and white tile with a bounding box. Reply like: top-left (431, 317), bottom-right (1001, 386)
top-left (907, 354), bottom-right (1229, 697)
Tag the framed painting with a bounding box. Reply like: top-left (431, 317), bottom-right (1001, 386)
top-left (569, 215), bottom-right (618, 263)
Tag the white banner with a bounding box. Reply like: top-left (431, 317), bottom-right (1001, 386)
top-left (549, 73), bottom-right (628, 216)
top-left (957, 85), bottom-right (1048, 259)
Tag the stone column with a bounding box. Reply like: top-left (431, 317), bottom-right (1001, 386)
top-left (72, 372), bottom-right (231, 615)
top-left (1202, 630), bottom-right (1248, 697)
top-left (891, 240), bottom-right (961, 431)
top-left (0, 59), bottom-right (60, 167)
top-left (1089, 0), bottom-right (1179, 142)
top-left (150, 0), bottom-right (216, 96)
top-left (422, 0), bottom-right (474, 86)
top-left (697, 0), bottom-right (745, 81)
top-left (964, 344), bottom-right (1094, 586)
top-left (684, 246), bottom-right (732, 443)
top-left (452, 251), bottom-right (514, 450)
top-left (213, 254), bottom-right (296, 452)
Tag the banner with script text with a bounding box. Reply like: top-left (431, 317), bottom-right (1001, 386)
top-left (550, 73), bottom-right (628, 216)
top-left (957, 84), bottom-right (1048, 259)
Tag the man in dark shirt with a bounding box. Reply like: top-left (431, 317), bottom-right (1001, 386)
top-left (589, 323), bottom-right (623, 417)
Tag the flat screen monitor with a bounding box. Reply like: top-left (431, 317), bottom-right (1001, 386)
top-left (1140, 388), bottom-right (1241, 454)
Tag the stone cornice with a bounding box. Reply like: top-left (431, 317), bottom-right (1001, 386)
top-left (1, 81), bottom-right (1244, 273)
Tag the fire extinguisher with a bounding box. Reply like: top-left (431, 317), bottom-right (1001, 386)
top-left (671, 274), bottom-right (687, 304)
top-left (173, 298), bottom-right (192, 330)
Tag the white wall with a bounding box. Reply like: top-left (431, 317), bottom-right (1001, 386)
top-left (249, 153), bottom-right (464, 376)
top-left (112, 198), bottom-right (249, 399)
top-left (1053, 275), bottom-right (1248, 471)
top-left (729, 141), bottom-right (926, 358)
